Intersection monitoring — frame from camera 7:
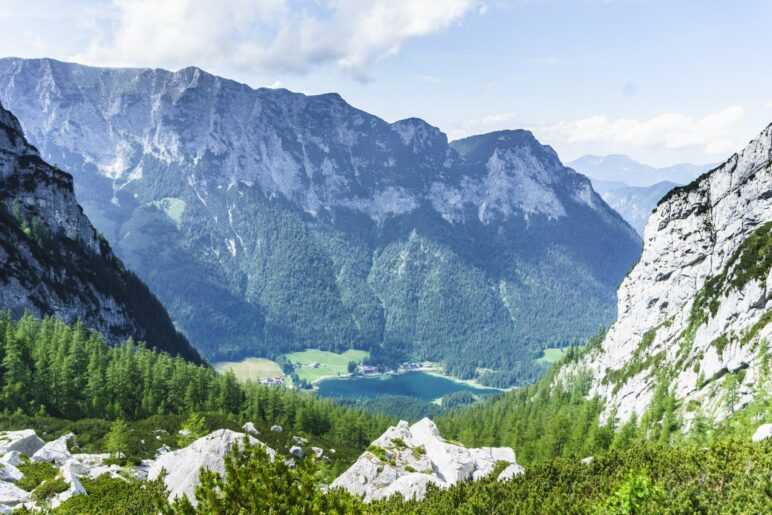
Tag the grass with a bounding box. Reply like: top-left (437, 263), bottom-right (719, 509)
top-left (150, 197), bottom-right (187, 228)
top-left (283, 348), bottom-right (369, 383)
top-left (213, 357), bottom-right (284, 382)
top-left (536, 347), bottom-right (569, 364)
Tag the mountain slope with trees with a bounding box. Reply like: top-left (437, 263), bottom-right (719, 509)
top-left (0, 58), bottom-right (642, 384)
top-left (0, 101), bottom-right (201, 362)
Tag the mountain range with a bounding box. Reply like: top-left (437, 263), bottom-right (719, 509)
top-left (567, 154), bottom-right (714, 188)
top-left (569, 155), bottom-right (716, 236)
top-left (0, 100), bottom-right (202, 363)
top-left (0, 58), bottom-right (642, 384)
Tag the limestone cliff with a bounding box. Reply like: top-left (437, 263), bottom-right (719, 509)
top-left (0, 101), bottom-right (202, 362)
top-left (559, 123), bottom-right (772, 427)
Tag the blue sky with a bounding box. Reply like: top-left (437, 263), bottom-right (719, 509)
top-left (0, 0), bottom-right (770, 166)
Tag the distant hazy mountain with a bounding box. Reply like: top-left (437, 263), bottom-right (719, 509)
top-left (0, 58), bottom-right (641, 385)
top-left (592, 181), bottom-right (679, 236)
top-left (568, 154), bottom-right (714, 188)
top-left (0, 101), bottom-right (202, 363)
top-left (568, 155), bottom-right (714, 236)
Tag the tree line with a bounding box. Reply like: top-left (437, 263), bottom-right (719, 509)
top-left (0, 311), bottom-right (390, 447)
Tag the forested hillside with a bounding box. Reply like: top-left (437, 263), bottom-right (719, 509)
top-left (0, 312), bottom-right (391, 467)
top-left (0, 58), bottom-right (642, 385)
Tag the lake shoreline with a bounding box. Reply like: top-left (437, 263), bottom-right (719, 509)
top-left (314, 369), bottom-right (504, 403)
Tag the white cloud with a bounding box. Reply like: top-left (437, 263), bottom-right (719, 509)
top-left (74, 0), bottom-right (478, 79)
top-left (534, 106), bottom-right (745, 155)
top-left (765, 100), bottom-right (772, 109)
top-left (450, 112), bottom-right (517, 139)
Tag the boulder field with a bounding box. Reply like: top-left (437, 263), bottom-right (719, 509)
top-left (331, 418), bottom-right (524, 502)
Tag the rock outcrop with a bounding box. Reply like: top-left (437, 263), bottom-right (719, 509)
top-left (559, 123), bottom-right (772, 426)
top-left (331, 418), bottom-right (522, 502)
top-left (0, 430), bottom-right (44, 456)
top-left (32, 433), bottom-right (74, 465)
top-left (752, 423), bottom-right (772, 442)
top-left (0, 481), bottom-right (28, 509)
top-left (0, 101), bottom-right (202, 362)
top-left (148, 429), bottom-right (275, 505)
top-left (48, 461), bottom-right (86, 509)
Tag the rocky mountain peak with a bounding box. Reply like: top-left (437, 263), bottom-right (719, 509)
top-left (390, 117), bottom-right (448, 153)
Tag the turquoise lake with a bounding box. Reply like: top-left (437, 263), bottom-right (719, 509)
top-left (315, 371), bottom-right (501, 401)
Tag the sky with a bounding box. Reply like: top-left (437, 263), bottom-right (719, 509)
top-left (0, 0), bottom-right (770, 167)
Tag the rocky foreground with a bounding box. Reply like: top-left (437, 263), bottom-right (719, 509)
top-left (331, 418), bottom-right (524, 502)
top-left (2, 420), bottom-right (770, 511)
top-left (0, 418), bottom-right (524, 511)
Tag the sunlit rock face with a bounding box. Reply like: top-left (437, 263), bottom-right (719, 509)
top-left (559, 123), bottom-right (772, 427)
top-left (332, 418), bottom-right (523, 502)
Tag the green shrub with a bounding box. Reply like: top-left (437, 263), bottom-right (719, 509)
top-left (15, 461), bottom-right (58, 491)
top-left (160, 439), bottom-right (365, 514)
top-left (30, 477), bottom-right (68, 501)
top-left (55, 475), bottom-right (169, 515)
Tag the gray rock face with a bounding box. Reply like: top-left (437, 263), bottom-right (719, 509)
top-left (0, 481), bottom-right (29, 508)
top-left (147, 429), bottom-right (275, 505)
top-left (0, 100), bottom-right (201, 362)
top-left (32, 433), bottom-right (74, 465)
top-left (331, 418), bottom-right (521, 502)
top-left (0, 430), bottom-right (44, 457)
top-left (559, 123), bottom-right (772, 427)
top-left (0, 58), bottom-right (641, 372)
top-left (0, 460), bottom-right (22, 482)
top-left (48, 460), bottom-right (86, 509)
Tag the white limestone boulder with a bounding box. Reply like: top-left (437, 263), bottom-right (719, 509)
top-left (289, 446), bottom-right (305, 458)
top-left (88, 464), bottom-right (124, 480)
top-left (752, 423), bottom-right (772, 442)
top-left (32, 433), bottom-right (74, 465)
top-left (242, 422), bottom-right (259, 434)
top-left (378, 474), bottom-right (444, 501)
top-left (156, 444), bottom-right (172, 456)
top-left (469, 447), bottom-right (517, 480)
top-left (0, 430), bottom-right (44, 457)
top-left (148, 429), bottom-right (275, 505)
top-left (0, 481), bottom-right (29, 507)
top-left (0, 452), bottom-right (22, 468)
top-left (270, 425), bottom-right (283, 433)
top-left (0, 465), bottom-right (22, 483)
top-left (49, 460), bottom-right (87, 509)
top-left (0, 453), bottom-right (23, 483)
top-left (331, 418), bottom-right (521, 502)
top-left (71, 453), bottom-right (109, 469)
top-left (497, 463), bottom-right (525, 481)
